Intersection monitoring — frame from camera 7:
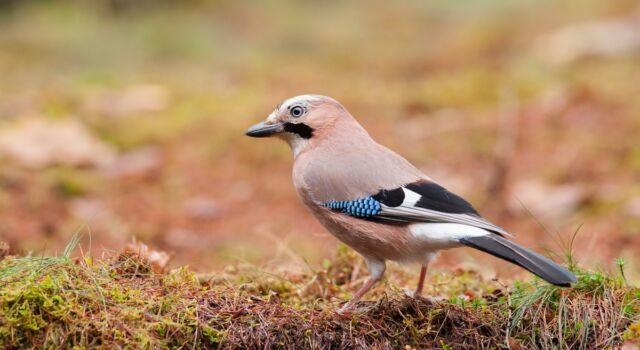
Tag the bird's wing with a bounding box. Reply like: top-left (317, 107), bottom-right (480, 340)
top-left (322, 180), bottom-right (511, 236)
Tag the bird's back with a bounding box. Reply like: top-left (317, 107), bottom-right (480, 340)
top-left (293, 117), bottom-right (425, 204)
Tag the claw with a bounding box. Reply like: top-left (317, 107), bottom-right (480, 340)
top-left (404, 288), bottom-right (419, 299)
top-left (334, 307), bottom-right (354, 317)
top-left (403, 288), bottom-right (442, 304)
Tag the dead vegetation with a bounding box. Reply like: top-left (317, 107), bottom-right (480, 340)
top-left (2, 0), bottom-right (640, 274)
top-left (0, 240), bottom-right (638, 349)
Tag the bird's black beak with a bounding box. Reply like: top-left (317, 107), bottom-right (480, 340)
top-left (245, 121), bottom-right (284, 138)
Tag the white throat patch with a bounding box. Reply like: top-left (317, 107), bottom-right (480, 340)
top-left (282, 133), bottom-right (310, 157)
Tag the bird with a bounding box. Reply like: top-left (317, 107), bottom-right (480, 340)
top-left (245, 94), bottom-right (576, 312)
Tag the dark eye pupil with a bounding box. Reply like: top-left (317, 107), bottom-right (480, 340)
top-left (291, 106), bottom-right (303, 117)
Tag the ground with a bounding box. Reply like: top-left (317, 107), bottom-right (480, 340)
top-left (0, 242), bottom-right (638, 349)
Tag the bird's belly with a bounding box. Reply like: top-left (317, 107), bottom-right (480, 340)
top-left (305, 205), bottom-right (443, 264)
top-left (320, 217), bottom-right (411, 261)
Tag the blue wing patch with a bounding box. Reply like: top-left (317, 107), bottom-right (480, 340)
top-left (323, 196), bottom-right (381, 218)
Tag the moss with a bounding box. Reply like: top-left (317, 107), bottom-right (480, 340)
top-left (0, 242), bottom-right (637, 349)
top-left (625, 323), bottom-right (640, 342)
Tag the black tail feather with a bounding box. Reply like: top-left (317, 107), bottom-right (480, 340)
top-left (459, 235), bottom-right (576, 286)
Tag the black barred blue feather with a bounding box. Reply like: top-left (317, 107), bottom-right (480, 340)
top-left (323, 196), bottom-right (381, 218)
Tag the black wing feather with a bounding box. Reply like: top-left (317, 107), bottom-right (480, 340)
top-left (372, 188), bottom-right (406, 207)
top-left (405, 182), bottom-right (479, 215)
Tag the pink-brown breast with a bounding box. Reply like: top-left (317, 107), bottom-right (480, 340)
top-left (300, 191), bottom-right (420, 262)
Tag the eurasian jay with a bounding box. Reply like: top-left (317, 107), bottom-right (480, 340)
top-left (246, 95), bottom-right (576, 312)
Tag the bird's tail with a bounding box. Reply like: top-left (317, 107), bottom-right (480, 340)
top-left (459, 234), bottom-right (577, 286)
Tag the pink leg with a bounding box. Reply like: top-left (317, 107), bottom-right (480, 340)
top-left (338, 278), bottom-right (379, 312)
top-left (414, 265), bottom-right (428, 297)
top-left (338, 259), bottom-right (386, 313)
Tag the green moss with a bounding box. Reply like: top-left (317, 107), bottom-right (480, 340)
top-left (0, 243), bottom-right (638, 349)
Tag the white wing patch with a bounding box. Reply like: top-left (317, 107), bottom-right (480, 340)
top-left (400, 187), bottom-right (421, 206)
top-left (410, 223), bottom-right (490, 248)
top-left (411, 223), bottom-right (490, 239)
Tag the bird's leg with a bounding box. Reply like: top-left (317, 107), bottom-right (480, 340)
top-left (338, 278), bottom-right (379, 312)
top-left (338, 259), bottom-right (386, 313)
top-left (414, 265), bottom-right (428, 297)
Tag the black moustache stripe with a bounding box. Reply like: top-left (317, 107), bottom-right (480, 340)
top-left (283, 122), bottom-right (314, 139)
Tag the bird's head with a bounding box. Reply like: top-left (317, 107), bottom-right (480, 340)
top-left (245, 94), bottom-right (348, 155)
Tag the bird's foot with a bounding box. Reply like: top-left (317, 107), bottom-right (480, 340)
top-left (335, 300), bottom-right (375, 316)
top-left (403, 288), bottom-right (420, 299)
top-left (334, 307), bottom-right (354, 318)
top-left (403, 288), bottom-right (442, 304)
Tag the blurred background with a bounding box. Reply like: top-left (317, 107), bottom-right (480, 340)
top-left (1, 0), bottom-right (639, 281)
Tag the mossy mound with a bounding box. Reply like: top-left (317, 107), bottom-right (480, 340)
top-left (0, 246), bottom-right (638, 349)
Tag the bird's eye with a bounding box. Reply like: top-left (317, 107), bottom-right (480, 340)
top-left (290, 105), bottom-right (306, 118)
